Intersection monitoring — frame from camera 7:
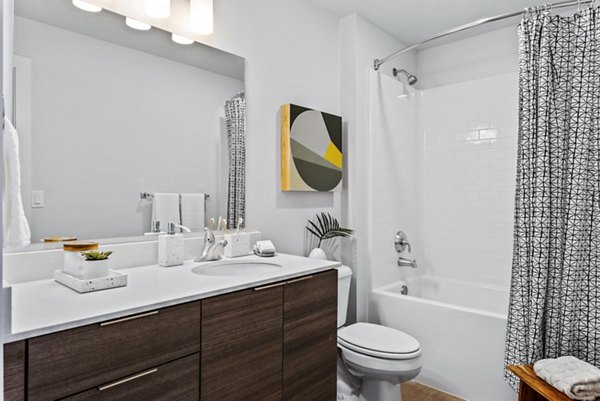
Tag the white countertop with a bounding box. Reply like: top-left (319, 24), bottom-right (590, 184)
top-left (6, 254), bottom-right (340, 342)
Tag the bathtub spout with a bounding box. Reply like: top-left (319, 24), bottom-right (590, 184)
top-left (397, 257), bottom-right (417, 268)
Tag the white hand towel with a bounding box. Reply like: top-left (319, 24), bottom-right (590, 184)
top-left (534, 356), bottom-right (600, 400)
top-left (151, 193), bottom-right (180, 232)
top-left (3, 118), bottom-right (31, 250)
top-left (180, 193), bottom-right (205, 233)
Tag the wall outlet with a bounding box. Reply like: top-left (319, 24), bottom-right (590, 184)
top-left (31, 190), bottom-right (44, 208)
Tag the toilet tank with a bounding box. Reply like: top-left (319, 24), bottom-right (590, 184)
top-left (336, 265), bottom-right (353, 328)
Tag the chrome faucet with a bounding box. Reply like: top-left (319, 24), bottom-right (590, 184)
top-left (194, 227), bottom-right (228, 262)
top-left (395, 231), bottom-right (417, 268)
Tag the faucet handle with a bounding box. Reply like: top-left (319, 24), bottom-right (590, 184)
top-left (395, 231), bottom-right (411, 253)
top-left (204, 227), bottom-right (215, 244)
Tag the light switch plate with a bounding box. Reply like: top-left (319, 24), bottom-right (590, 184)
top-left (32, 190), bottom-right (44, 208)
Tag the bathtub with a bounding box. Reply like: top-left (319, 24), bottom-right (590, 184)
top-left (371, 276), bottom-right (517, 401)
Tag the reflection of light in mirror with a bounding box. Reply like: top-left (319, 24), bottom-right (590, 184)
top-left (171, 33), bottom-right (194, 45)
top-left (190, 0), bottom-right (214, 35)
top-left (125, 17), bottom-right (152, 31)
top-left (72, 0), bottom-right (102, 13)
top-left (479, 128), bottom-right (498, 140)
top-left (144, 0), bottom-right (170, 19)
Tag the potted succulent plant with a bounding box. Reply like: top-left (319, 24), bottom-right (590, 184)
top-left (78, 250), bottom-right (113, 280)
top-left (306, 213), bottom-right (354, 260)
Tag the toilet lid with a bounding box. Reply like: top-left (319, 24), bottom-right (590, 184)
top-left (338, 323), bottom-right (420, 356)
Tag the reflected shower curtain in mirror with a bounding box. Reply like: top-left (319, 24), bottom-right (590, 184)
top-left (225, 92), bottom-right (246, 229)
top-left (505, 7), bottom-right (600, 389)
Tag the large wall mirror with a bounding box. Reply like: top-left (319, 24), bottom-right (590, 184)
top-left (7, 0), bottom-right (246, 252)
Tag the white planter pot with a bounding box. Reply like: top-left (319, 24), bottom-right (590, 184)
top-left (64, 259), bottom-right (110, 279)
top-left (309, 247), bottom-right (328, 260)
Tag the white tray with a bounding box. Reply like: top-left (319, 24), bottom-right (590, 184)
top-left (54, 270), bottom-right (128, 293)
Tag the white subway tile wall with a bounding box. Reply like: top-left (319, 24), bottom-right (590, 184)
top-left (418, 73), bottom-right (518, 286)
top-left (367, 72), bottom-right (518, 289)
top-left (367, 70), bottom-right (418, 288)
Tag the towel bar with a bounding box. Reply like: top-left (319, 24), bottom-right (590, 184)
top-left (140, 192), bottom-right (210, 200)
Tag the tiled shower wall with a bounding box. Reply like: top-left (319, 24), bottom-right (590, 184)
top-left (367, 70), bottom-right (418, 288)
top-left (417, 73), bottom-right (519, 286)
top-left (367, 71), bottom-right (519, 289)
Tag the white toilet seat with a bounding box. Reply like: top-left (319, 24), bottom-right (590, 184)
top-left (338, 342), bottom-right (423, 378)
top-left (338, 323), bottom-right (421, 360)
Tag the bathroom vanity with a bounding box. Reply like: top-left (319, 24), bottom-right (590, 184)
top-left (3, 256), bottom-right (338, 401)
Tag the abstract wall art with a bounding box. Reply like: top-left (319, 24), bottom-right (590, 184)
top-left (281, 104), bottom-right (342, 192)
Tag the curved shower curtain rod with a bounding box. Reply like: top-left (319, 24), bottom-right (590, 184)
top-left (373, 0), bottom-right (594, 70)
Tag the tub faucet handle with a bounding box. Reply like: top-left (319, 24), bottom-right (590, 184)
top-left (395, 231), bottom-right (411, 253)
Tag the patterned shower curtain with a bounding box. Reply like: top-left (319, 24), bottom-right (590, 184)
top-left (225, 92), bottom-right (246, 229)
top-left (504, 6), bottom-right (600, 389)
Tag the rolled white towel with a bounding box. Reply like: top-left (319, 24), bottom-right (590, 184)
top-left (534, 356), bottom-right (600, 400)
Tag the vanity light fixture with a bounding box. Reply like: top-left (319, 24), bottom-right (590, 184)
top-left (144, 0), bottom-right (170, 19)
top-left (190, 0), bottom-right (214, 35)
top-left (171, 33), bottom-right (194, 45)
top-left (125, 17), bottom-right (152, 31)
top-left (72, 0), bottom-right (102, 13)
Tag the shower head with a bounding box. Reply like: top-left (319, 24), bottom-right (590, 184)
top-left (393, 68), bottom-right (418, 86)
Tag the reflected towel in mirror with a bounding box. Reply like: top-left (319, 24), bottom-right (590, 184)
top-left (180, 193), bottom-right (205, 232)
top-left (3, 117), bottom-right (31, 250)
top-left (151, 193), bottom-right (180, 232)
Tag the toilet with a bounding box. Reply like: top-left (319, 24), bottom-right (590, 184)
top-left (336, 265), bottom-right (422, 401)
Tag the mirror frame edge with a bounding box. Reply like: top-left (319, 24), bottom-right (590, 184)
top-left (1, 0), bottom-right (7, 397)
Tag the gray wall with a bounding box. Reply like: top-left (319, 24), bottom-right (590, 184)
top-left (15, 16), bottom-right (243, 241)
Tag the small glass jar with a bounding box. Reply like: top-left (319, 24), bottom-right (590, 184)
top-left (63, 241), bottom-right (99, 278)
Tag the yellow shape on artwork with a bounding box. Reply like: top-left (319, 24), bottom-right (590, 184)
top-left (324, 142), bottom-right (343, 169)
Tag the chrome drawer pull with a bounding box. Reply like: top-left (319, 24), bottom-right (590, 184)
top-left (100, 311), bottom-right (159, 327)
top-left (254, 282), bottom-right (286, 291)
top-left (286, 275), bottom-right (314, 284)
top-left (98, 368), bottom-right (158, 391)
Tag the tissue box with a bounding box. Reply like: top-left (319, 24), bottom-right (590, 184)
top-left (224, 233), bottom-right (251, 258)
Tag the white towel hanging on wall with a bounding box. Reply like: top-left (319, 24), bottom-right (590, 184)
top-left (151, 193), bottom-right (180, 232)
top-left (3, 117), bottom-right (31, 250)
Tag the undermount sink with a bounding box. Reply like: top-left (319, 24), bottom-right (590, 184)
top-left (191, 260), bottom-right (282, 277)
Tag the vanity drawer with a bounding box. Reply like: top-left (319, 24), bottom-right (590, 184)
top-left (28, 301), bottom-right (201, 401)
top-left (61, 353), bottom-right (200, 401)
top-left (4, 341), bottom-right (26, 401)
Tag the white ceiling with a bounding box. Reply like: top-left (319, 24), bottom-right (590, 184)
top-left (305, 0), bottom-right (557, 46)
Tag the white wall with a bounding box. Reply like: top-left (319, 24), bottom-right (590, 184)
top-left (360, 25), bottom-right (520, 291)
top-left (340, 14), bottom-right (417, 321)
top-left (418, 73), bottom-right (518, 286)
top-left (367, 70), bottom-right (418, 289)
top-left (413, 26), bottom-right (520, 287)
top-left (14, 16), bottom-right (243, 241)
top-left (417, 26), bottom-right (518, 88)
top-left (198, 0), bottom-right (342, 256)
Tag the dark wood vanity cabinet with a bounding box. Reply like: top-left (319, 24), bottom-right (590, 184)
top-left (283, 270), bottom-right (338, 401)
top-left (201, 285), bottom-right (284, 401)
top-left (28, 301), bottom-right (201, 401)
top-left (3, 269), bottom-right (337, 401)
top-left (62, 354), bottom-right (200, 401)
top-left (201, 270), bottom-right (338, 401)
top-left (3, 341), bottom-right (26, 401)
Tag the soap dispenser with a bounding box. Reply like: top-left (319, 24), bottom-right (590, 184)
top-left (158, 222), bottom-right (184, 267)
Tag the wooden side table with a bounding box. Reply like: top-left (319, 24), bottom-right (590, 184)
top-left (508, 365), bottom-right (576, 401)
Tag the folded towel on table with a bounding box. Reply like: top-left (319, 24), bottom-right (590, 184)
top-left (534, 356), bottom-right (600, 400)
